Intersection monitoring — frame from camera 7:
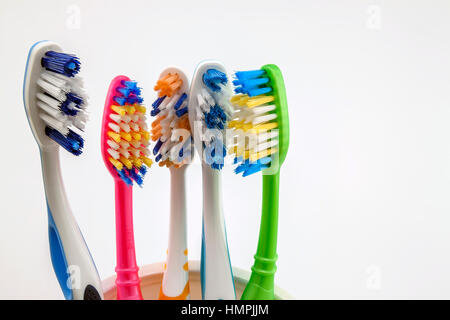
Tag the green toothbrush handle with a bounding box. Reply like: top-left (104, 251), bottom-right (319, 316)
top-left (241, 171), bottom-right (280, 300)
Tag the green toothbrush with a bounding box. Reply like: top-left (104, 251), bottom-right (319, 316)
top-left (229, 64), bottom-right (289, 300)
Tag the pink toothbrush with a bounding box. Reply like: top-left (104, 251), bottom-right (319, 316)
top-left (101, 75), bottom-right (153, 300)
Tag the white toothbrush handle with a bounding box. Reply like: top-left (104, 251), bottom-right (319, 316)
top-left (160, 166), bottom-right (190, 299)
top-left (201, 165), bottom-right (236, 300)
top-left (40, 149), bottom-right (103, 300)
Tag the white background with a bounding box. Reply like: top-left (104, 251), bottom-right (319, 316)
top-left (1, 0), bottom-right (450, 299)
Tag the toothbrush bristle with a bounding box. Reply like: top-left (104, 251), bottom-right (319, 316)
top-left (229, 69), bottom-right (278, 176)
top-left (195, 68), bottom-right (233, 170)
top-left (41, 51), bottom-right (80, 77)
top-left (151, 72), bottom-right (192, 167)
top-left (154, 73), bottom-right (183, 98)
top-left (36, 51), bottom-right (87, 155)
top-left (106, 80), bottom-right (152, 186)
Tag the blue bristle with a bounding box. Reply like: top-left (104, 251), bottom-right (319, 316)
top-left (126, 95), bottom-right (143, 105)
top-left (139, 165), bottom-right (147, 176)
top-left (114, 96), bottom-right (126, 106)
top-left (175, 106), bottom-right (188, 117)
top-left (203, 69), bottom-right (228, 92)
top-left (122, 80), bottom-right (137, 89)
top-left (45, 127), bottom-right (83, 155)
top-left (234, 70), bottom-right (273, 97)
top-left (155, 154), bottom-right (162, 162)
top-left (152, 96), bottom-right (166, 109)
top-left (128, 169), bottom-right (144, 187)
top-left (259, 156), bottom-right (272, 165)
top-left (153, 139), bottom-right (163, 155)
top-left (174, 93), bottom-right (188, 110)
top-left (59, 99), bottom-right (78, 116)
top-left (41, 51), bottom-right (80, 77)
top-left (66, 92), bottom-right (83, 105)
top-left (235, 162), bottom-right (247, 174)
top-left (234, 157), bottom-right (272, 177)
top-left (116, 168), bottom-right (133, 186)
top-left (243, 77), bottom-right (270, 87)
top-left (243, 163), bottom-right (263, 177)
top-left (248, 87), bottom-right (272, 97)
top-left (151, 108), bottom-right (161, 116)
top-left (235, 70), bottom-right (265, 81)
top-left (204, 105), bottom-right (227, 130)
top-left (117, 87), bottom-right (131, 98)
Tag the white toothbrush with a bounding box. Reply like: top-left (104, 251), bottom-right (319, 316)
top-left (188, 60), bottom-right (236, 300)
top-left (23, 40), bottom-right (103, 300)
top-left (151, 67), bottom-right (192, 299)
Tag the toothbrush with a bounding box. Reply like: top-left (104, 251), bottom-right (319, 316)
top-left (228, 64), bottom-right (289, 300)
top-left (151, 68), bottom-right (192, 300)
top-left (188, 61), bottom-right (236, 300)
top-left (100, 76), bottom-right (152, 300)
top-left (23, 40), bottom-right (103, 300)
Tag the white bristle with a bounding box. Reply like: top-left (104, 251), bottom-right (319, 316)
top-left (110, 113), bottom-right (122, 124)
top-left (40, 113), bottom-right (69, 135)
top-left (108, 123), bottom-right (120, 133)
top-left (37, 92), bottom-right (61, 110)
top-left (130, 140), bottom-right (141, 148)
top-left (108, 148), bottom-right (120, 159)
top-left (119, 123), bottom-right (131, 132)
top-left (118, 148), bottom-right (130, 158)
top-left (130, 148), bottom-right (141, 157)
top-left (41, 71), bottom-right (69, 91)
top-left (254, 139), bottom-right (279, 153)
top-left (107, 139), bottom-right (120, 150)
top-left (253, 104), bottom-right (276, 115)
top-left (252, 113), bottom-right (277, 125)
top-left (120, 141), bottom-right (130, 149)
top-left (37, 101), bottom-right (64, 121)
top-left (130, 122), bottom-right (139, 131)
top-left (37, 78), bottom-right (66, 101)
top-left (122, 115), bottom-right (131, 123)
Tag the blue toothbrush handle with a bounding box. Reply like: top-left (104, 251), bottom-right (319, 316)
top-left (41, 150), bottom-right (103, 300)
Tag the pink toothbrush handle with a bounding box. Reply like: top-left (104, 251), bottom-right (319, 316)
top-left (114, 180), bottom-right (143, 300)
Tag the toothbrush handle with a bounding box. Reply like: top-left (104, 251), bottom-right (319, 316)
top-left (114, 180), bottom-right (143, 300)
top-left (159, 167), bottom-right (190, 300)
top-left (241, 171), bottom-right (280, 300)
top-left (40, 150), bottom-right (103, 300)
top-left (201, 166), bottom-right (236, 300)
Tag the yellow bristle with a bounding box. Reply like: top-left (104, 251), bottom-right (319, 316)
top-left (111, 105), bottom-right (126, 116)
top-left (130, 156), bottom-right (143, 168)
top-left (250, 122), bottom-right (278, 133)
top-left (126, 106), bottom-right (136, 114)
top-left (120, 132), bottom-right (132, 142)
top-left (107, 131), bottom-right (121, 143)
top-left (247, 95), bottom-right (275, 108)
top-left (140, 130), bottom-right (150, 141)
top-left (135, 105), bottom-right (146, 113)
top-left (249, 148), bottom-right (278, 162)
top-left (131, 132), bottom-right (141, 140)
top-left (109, 157), bottom-right (123, 171)
top-left (119, 156), bottom-right (133, 170)
top-left (142, 156), bottom-right (153, 167)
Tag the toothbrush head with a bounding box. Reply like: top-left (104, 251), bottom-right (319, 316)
top-left (150, 68), bottom-right (192, 168)
top-left (101, 76), bottom-right (152, 186)
top-left (187, 61), bottom-right (233, 170)
top-left (229, 64), bottom-right (289, 176)
top-left (23, 40), bottom-right (88, 155)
